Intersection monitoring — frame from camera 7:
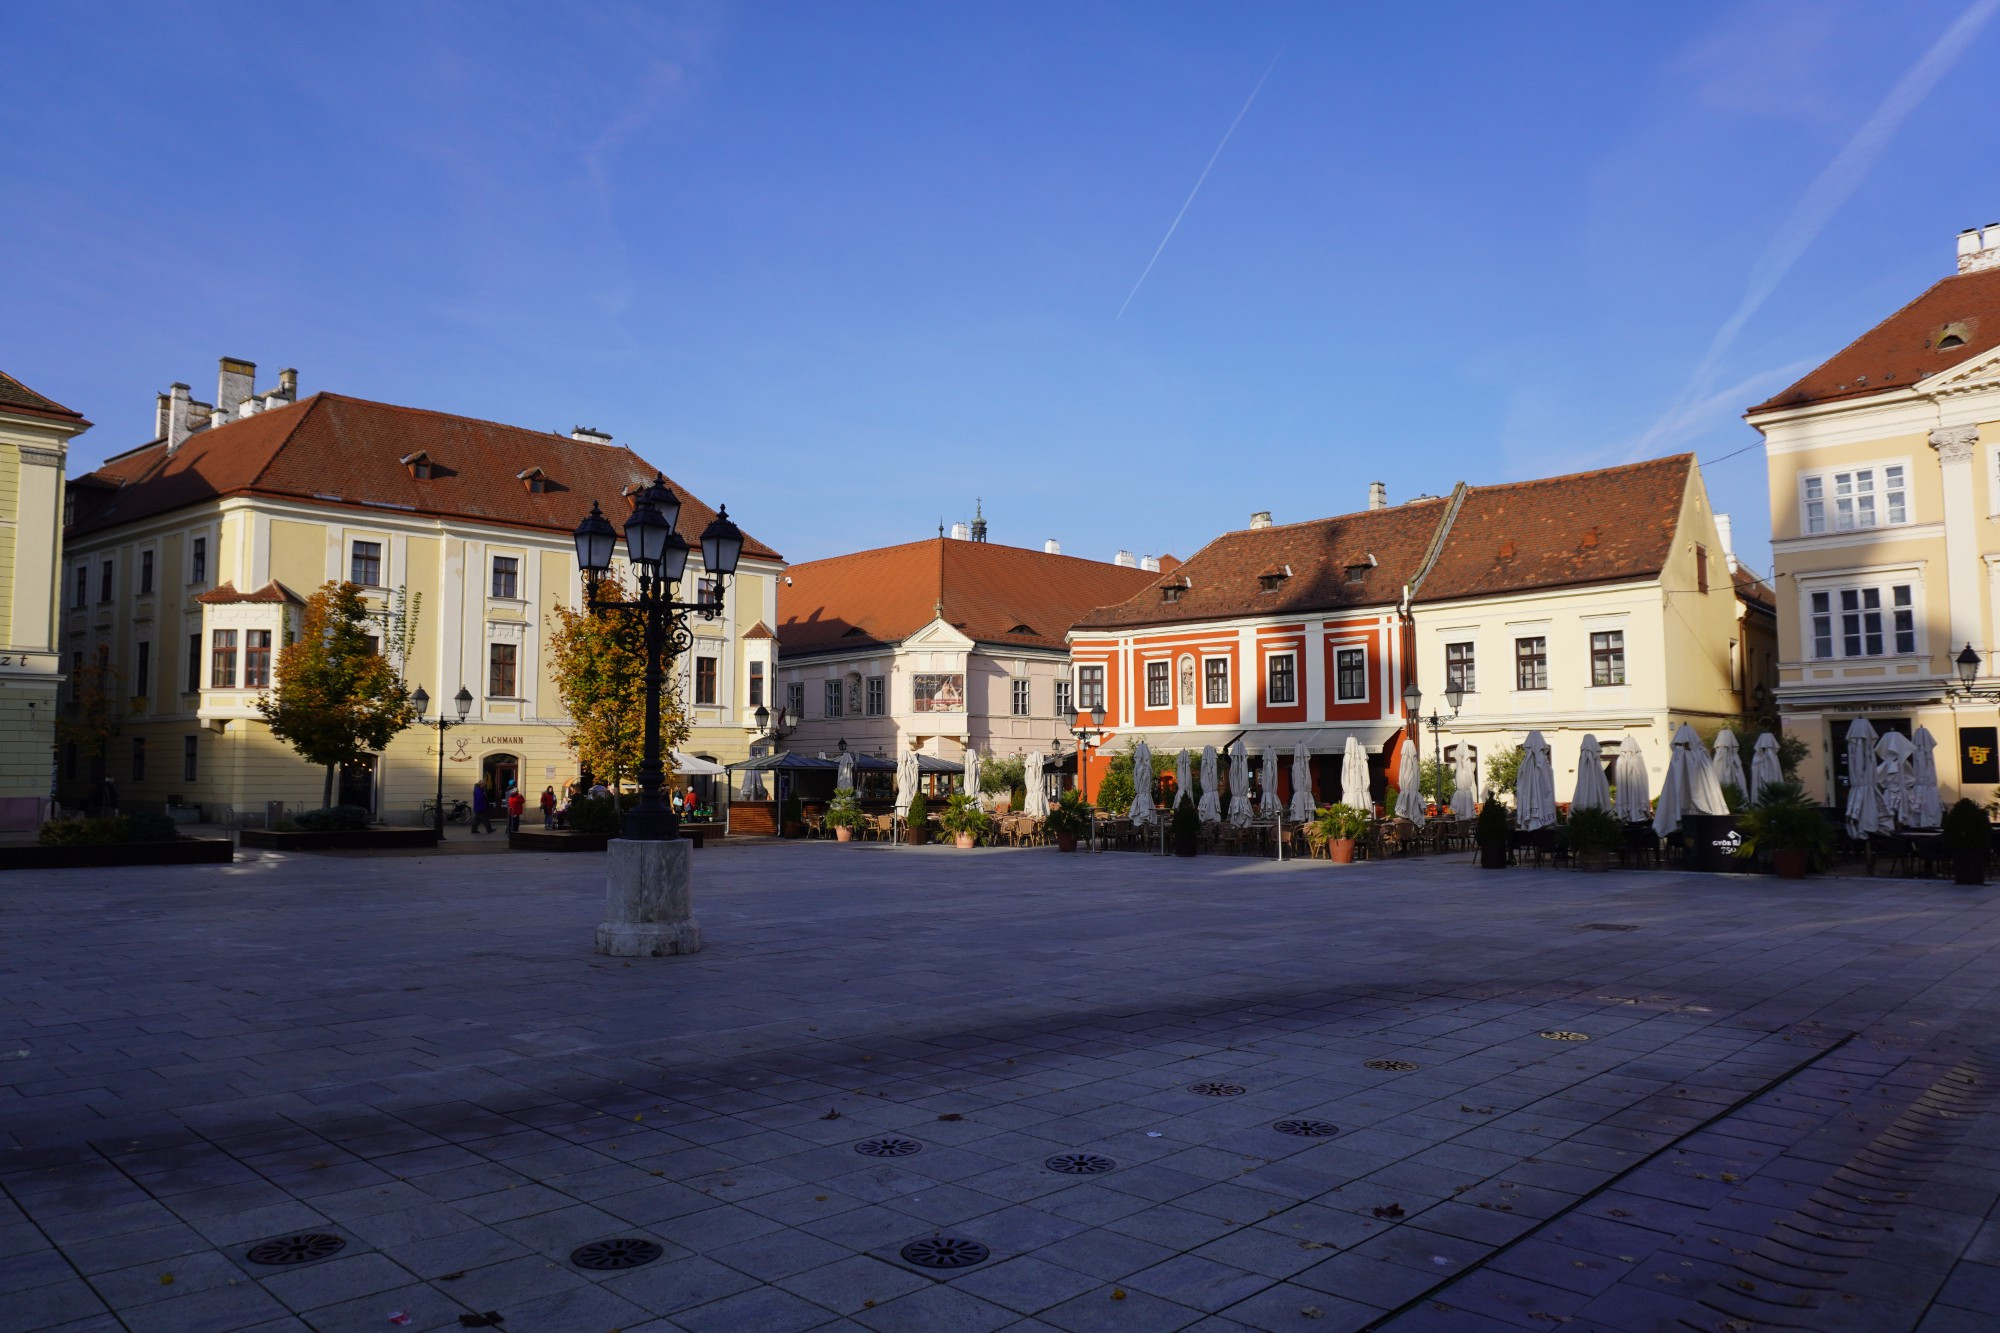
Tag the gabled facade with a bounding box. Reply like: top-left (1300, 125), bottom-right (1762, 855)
top-left (1750, 227), bottom-right (2000, 803)
top-left (1069, 459), bottom-right (1770, 806)
top-left (776, 535), bottom-right (1162, 765)
top-left (60, 360), bottom-right (782, 823)
top-left (0, 370), bottom-right (88, 828)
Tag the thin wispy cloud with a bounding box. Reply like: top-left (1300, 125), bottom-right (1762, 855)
top-left (1629, 0), bottom-right (2000, 459)
top-left (1117, 41), bottom-right (1287, 320)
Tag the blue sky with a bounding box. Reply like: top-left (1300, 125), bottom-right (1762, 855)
top-left (5, 2), bottom-right (1998, 572)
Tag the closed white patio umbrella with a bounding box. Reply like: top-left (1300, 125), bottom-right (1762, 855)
top-left (1874, 730), bottom-right (1917, 830)
top-left (1844, 718), bottom-right (1881, 838)
top-left (1712, 729), bottom-right (1747, 798)
top-left (961, 747), bottom-right (981, 806)
top-left (1394, 740), bottom-right (1425, 825)
top-left (1613, 733), bottom-right (1651, 823)
top-left (1259, 745), bottom-right (1284, 819)
top-left (1129, 741), bottom-right (1155, 827)
top-left (1198, 746), bottom-right (1222, 823)
top-left (1024, 749), bottom-right (1048, 817)
top-left (1749, 733), bottom-right (1784, 803)
top-left (1516, 731), bottom-right (1557, 831)
top-left (1450, 745), bottom-right (1478, 819)
top-left (1654, 722), bottom-right (1728, 837)
top-left (836, 751), bottom-right (855, 792)
top-left (1289, 741), bottom-right (1315, 823)
top-left (1571, 734), bottom-right (1611, 812)
top-left (1227, 739), bottom-right (1253, 827)
top-left (1912, 727), bottom-right (1943, 828)
top-left (1340, 736), bottom-right (1371, 811)
top-left (1175, 749), bottom-right (1192, 819)
top-left (894, 748), bottom-right (918, 818)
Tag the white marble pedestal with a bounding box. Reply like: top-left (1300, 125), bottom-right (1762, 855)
top-left (594, 837), bottom-right (702, 956)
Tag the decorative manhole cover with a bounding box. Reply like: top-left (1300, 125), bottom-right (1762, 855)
top-left (244, 1233), bottom-right (346, 1266)
top-left (570, 1237), bottom-right (664, 1271)
top-left (1363, 1059), bottom-right (1418, 1072)
top-left (1188, 1082), bottom-right (1246, 1097)
top-left (1273, 1119), bottom-right (1342, 1138)
top-left (1578, 923), bottom-right (1640, 931)
top-left (855, 1136), bottom-right (924, 1158)
top-left (1045, 1152), bottom-right (1118, 1175)
top-left (1540, 1030), bottom-right (1590, 1042)
top-left (900, 1235), bottom-right (991, 1269)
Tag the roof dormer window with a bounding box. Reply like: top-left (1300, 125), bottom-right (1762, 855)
top-left (1160, 581), bottom-right (1186, 603)
top-left (1937, 322), bottom-right (1970, 350)
top-left (517, 466), bottom-right (550, 494)
top-left (1258, 564), bottom-right (1293, 593)
top-left (400, 450), bottom-right (433, 480)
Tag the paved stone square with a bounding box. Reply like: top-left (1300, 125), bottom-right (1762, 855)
top-left (3, 842), bottom-right (1998, 1332)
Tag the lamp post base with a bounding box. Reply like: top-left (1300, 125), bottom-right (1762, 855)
top-left (594, 837), bottom-right (702, 956)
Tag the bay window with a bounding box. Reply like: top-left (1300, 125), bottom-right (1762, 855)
top-left (1801, 464), bottom-right (1907, 535)
top-left (1809, 583), bottom-right (1916, 659)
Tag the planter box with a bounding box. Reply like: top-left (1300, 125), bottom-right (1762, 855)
top-left (509, 829), bottom-right (609, 852)
top-left (0, 838), bottom-right (234, 871)
top-left (239, 827), bottom-right (440, 851)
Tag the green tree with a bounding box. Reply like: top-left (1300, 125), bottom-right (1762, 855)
top-left (1420, 757), bottom-right (1454, 806)
top-left (1093, 744), bottom-right (1138, 813)
top-left (258, 581), bottom-right (415, 807)
top-left (1484, 744), bottom-right (1525, 800)
top-left (546, 570), bottom-right (688, 790)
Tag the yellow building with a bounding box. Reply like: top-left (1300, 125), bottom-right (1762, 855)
top-left (1749, 228), bottom-right (2000, 806)
top-left (62, 360), bottom-right (782, 824)
top-left (0, 370), bottom-right (88, 828)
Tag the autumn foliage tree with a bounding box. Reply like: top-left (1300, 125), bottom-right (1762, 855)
top-left (57, 649), bottom-right (122, 790)
top-left (547, 570), bottom-right (689, 791)
top-left (258, 581), bottom-right (415, 807)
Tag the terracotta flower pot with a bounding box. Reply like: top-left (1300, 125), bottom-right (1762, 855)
top-left (1329, 838), bottom-right (1355, 865)
top-left (1057, 833), bottom-right (1077, 853)
top-left (954, 832), bottom-right (975, 849)
top-left (1773, 847), bottom-right (1808, 879)
top-left (835, 826), bottom-right (853, 842)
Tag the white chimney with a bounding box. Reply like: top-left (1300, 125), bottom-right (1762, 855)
top-left (237, 396), bottom-right (261, 419)
top-left (216, 357), bottom-right (256, 418)
top-left (1114, 550), bottom-right (1136, 567)
top-left (1043, 538), bottom-right (1061, 555)
top-left (1249, 511), bottom-right (1272, 529)
top-left (1368, 482), bottom-right (1387, 510)
top-left (1714, 513), bottom-right (1735, 558)
top-left (571, 426), bottom-right (612, 445)
top-left (1140, 555), bottom-right (1160, 572)
top-left (165, 384), bottom-right (195, 453)
top-left (1959, 225), bottom-right (2000, 274)
top-left (950, 522), bottom-right (970, 540)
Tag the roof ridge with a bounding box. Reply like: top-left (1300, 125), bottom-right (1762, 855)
top-left (1463, 453), bottom-right (1692, 496)
top-left (243, 393), bottom-right (320, 491)
top-left (1750, 271), bottom-right (1967, 412)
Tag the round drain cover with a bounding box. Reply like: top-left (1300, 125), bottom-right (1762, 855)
top-left (244, 1233), bottom-right (346, 1266)
top-left (855, 1136), bottom-right (923, 1158)
top-left (570, 1238), bottom-right (664, 1271)
top-left (1363, 1059), bottom-right (1418, 1072)
top-left (1540, 1031), bottom-right (1590, 1042)
top-left (1044, 1152), bottom-right (1118, 1175)
top-left (900, 1235), bottom-right (991, 1269)
top-left (1273, 1119), bottom-right (1341, 1138)
top-left (1188, 1082), bottom-right (1246, 1097)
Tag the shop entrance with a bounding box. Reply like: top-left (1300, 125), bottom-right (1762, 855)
top-left (482, 752), bottom-right (520, 800)
top-left (338, 756), bottom-right (377, 813)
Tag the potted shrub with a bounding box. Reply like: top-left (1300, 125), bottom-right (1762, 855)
top-left (1941, 797), bottom-right (1990, 886)
top-left (825, 786), bottom-right (864, 843)
top-left (1044, 791), bottom-right (1091, 852)
top-left (939, 793), bottom-right (992, 849)
top-left (1170, 793), bottom-right (1200, 857)
top-left (904, 791), bottom-right (930, 845)
top-left (1734, 780), bottom-right (1831, 879)
top-left (1314, 804), bottom-right (1369, 865)
top-left (1476, 797), bottom-right (1510, 869)
top-left (781, 794), bottom-right (804, 839)
top-left (1565, 806), bottom-right (1620, 871)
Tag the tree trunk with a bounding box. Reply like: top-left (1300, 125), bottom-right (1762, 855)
top-left (323, 764), bottom-right (335, 808)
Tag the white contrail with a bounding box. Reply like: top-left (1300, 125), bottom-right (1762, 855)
top-left (1117, 42), bottom-right (1287, 320)
top-left (1631, 0), bottom-right (2000, 458)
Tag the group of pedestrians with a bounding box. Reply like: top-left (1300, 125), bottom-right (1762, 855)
top-left (469, 778), bottom-right (609, 832)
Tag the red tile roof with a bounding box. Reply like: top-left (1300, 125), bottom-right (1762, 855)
top-left (0, 369), bottom-right (89, 426)
top-left (1415, 456), bottom-right (1693, 602)
top-left (780, 538), bottom-right (1160, 655)
top-left (67, 392), bottom-right (778, 560)
top-left (194, 580), bottom-right (305, 605)
top-left (1752, 266), bottom-right (2000, 412)
top-left (1072, 501), bottom-right (1450, 631)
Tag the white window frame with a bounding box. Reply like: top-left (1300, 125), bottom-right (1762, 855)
top-left (865, 676), bottom-right (886, 716)
top-left (1054, 679), bottom-right (1073, 717)
top-left (823, 678), bottom-right (843, 718)
top-left (1011, 677), bottom-right (1031, 717)
top-left (786, 681), bottom-right (805, 722)
top-left (1265, 651), bottom-right (1298, 707)
top-left (1801, 577), bottom-right (1921, 660)
top-left (1334, 646), bottom-right (1368, 703)
top-left (1799, 459), bottom-right (1910, 535)
top-left (1145, 659), bottom-right (1171, 708)
top-left (1444, 640), bottom-right (1475, 694)
top-left (1077, 664), bottom-right (1106, 712)
top-left (490, 554), bottom-right (521, 600)
top-left (1201, 655), bottom-right (1230, 707)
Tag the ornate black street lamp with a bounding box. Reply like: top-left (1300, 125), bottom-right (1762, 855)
top-left (1069, 703), bottom-right (1110, 804)
top-left (1402, 678), bottom-right (1464, 812)
top-left (572, 476), bottom-right (745, 840)
top-left (412, 683), bottom-right (473, 838)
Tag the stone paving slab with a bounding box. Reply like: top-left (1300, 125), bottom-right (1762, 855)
top-left (3, 842), bottom-right (1999, 1330)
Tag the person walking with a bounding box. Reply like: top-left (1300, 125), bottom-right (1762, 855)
top-left (505, 785), bottom-right (525, 833)
top-left (471, 781), bottom-right (494, 833)
top-left (539, 785), bottom-right (556, 828)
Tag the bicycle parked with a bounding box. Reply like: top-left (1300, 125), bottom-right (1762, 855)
top-left (419, 797), bottom-right (472, 825)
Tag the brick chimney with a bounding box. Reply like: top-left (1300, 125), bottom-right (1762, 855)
top-left (1368, 482), bottom-right (1387, 510)
top-left (216, 357), bottom-right (256, 417)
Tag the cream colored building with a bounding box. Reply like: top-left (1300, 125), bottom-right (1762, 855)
top-left (0, 371), bottom-right (88, 828)
top-left (62, 360), bottom-right (782, 824)
top-left (1751, 227), bottom-right (2000, 806)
